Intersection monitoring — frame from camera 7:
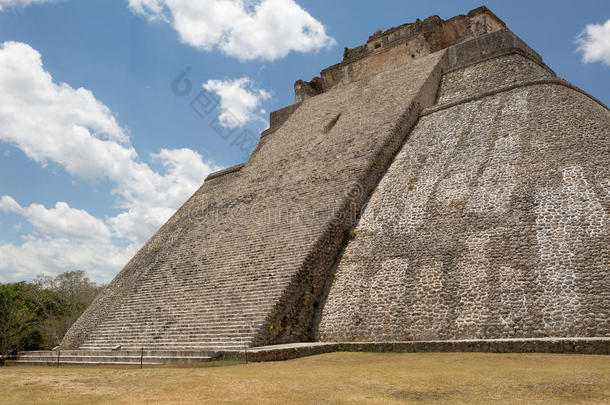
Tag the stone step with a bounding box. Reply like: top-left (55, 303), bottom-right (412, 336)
top-left (13, 360), bottom-right (165, 366)
top-left (115, 295), bottom-right (276, 306)
top-left (101, 316), bottom-right (267, 324)
top-left (15, 355), bottom-right (211, 363)
top-left (85, 332), bottom-right (254, 339)
top-left (107, 310), bottom-right (264, 318)
top-left (114, 302), bottom-right (271, 311)
top-left (81, 331), bottom-right (255, 338)
top-left (80, 340), bottom-right (250, 346)
top-left (90, 322), bottom-right (261, 328)
top-left (78, 345), bottom-right (246, 351)
top-left (82, 336), bottom-right (254, 345)
top-left (131, 279), bottom-right (287, 287)
top-left (89, 322), bottom-right (262, 336)
top-left (84, 334), bottom-right (253, 342)
top-left (101, 315), bottom-right (267, 321)
top-left (83, 338), bottom-right (252, 344)
top-left (109, 306), bottom-right (270, 315)
top-left (19, 350), bottom-right (215, 357)
top-left (110, 300), bottom-right (274, 308)
top-left (95, 319), bottom-right (266, 329)
top-left (130, 280), bottom-right (288, 291)
top-left (86, 332), bottom-right (246, 339)
top-left (83, 333), bottom-right (250, 338)
top-left (125, 283), bottom-right (288, 297)
top-left (112, 297), bottom-right (273, 306)
top-left (94, 320), bottom-right (265, 330)
top-left (86, 324), bottom-right (261, 331)
top-left (103, 310), bottom-right (270, 318)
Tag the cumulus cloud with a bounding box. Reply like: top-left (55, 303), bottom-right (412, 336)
top-left (0, 42), bottom-right (130, 180)
top-left (203, 77), bottom-right (270, 128)
top-left (0, 195), bottom-right (23, 214)
top-left (576, 19), bottom-right (610, 66)
top-left (0, 237), bottom-right (136, 283)
top-left (0, 195), bottom-right (134, 283)
top-left (0, 0), bottom-right (56, 11)
top-left (128, 0), bottom-right (335, 61)
top-left (0, 197), bottom-right (111, 243)
top-left (0, 41), bottom-right (221, 282)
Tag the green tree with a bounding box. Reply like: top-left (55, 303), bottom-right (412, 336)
top-left (32, 271), bottom-right (100, 346)
top-left (0, 282), bottom-right (40, 364)
top-left (0, 271), bottom-right (103, 364)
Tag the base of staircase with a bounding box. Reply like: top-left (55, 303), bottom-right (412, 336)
top-left (10, 337), bottom-right (608, 366)
top-left (11, 350), bottom-right (214, 367)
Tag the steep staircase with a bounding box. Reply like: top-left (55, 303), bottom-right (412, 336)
top-left (77, 268), bottom-right (283, 351)
top-left (61, 45), bottom-right (447, 355)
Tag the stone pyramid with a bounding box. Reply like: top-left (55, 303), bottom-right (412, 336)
top-left (61, 6), bottom-right (609, 352)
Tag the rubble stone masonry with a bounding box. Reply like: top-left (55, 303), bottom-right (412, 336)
top-left (317, 56), bottom-right (609, 341)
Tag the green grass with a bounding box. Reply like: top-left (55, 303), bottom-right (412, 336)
top-left (1, 352), bottom-right (609, 404)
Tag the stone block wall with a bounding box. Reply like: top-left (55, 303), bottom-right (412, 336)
top-left (316, 54), bottom-right (610, 341)
top-left (438, 53), bottom-right (553, 104)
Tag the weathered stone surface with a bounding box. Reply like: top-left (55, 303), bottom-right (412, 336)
top-left (62, 45), bottom-right (445, 351)
top-left (62, 6), bottom-right (609, 354)
top-left (438, 53), bottom-right (553, 104)
top-left (296, 6), bottom-right (506, 103)
top-left (317, 61), bottom-right (609, 341)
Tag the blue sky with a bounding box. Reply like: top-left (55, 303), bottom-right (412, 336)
top-left (0, 0), bottom-right (608, 283)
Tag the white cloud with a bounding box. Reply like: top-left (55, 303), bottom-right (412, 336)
top-left (0, 195), bottom-right (23, 214)
top-left (0, 42), bottom-right (131, 181)
top-left (128, 0), bottom-right (335, 61)
top-left (1, 196), bottom-right (111, 243)
top-left (0, 41), bottom-right (222, 283)
top-left (0, 0), bottom-right (56, 11)
top-left (577, 19), bottom-right (610, 66)
top-left (0, 236), bottom-right (136, 283)
top-left (0, 196), bottom-right (131, 283)
top-left (203, 77), bottom-right (270, 128)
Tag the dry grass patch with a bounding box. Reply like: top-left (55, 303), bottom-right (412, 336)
top-left (1, 352), bottom-right (609, 404)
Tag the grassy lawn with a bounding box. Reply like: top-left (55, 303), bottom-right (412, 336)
top-left (1, 352), bottom-right (609, 404)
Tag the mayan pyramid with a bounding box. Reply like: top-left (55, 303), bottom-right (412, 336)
top-left (61, 6), bottom-right (609, 352)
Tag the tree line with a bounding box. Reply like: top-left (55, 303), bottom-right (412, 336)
top-left (0, 271), bottom-right (103, 364)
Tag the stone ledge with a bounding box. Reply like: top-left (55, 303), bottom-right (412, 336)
top-left (422, 78), bottom-right (609, 117)
top-left (17, 338), bottom-right (609, 366)
top-left (261, 102), bottom-right (301, 138)
top-left (443, 47), bottom-right (555, 77)
top-left (337, 338), bottom-right (610, 356)
top-left (216, 338), bottom-right (610, 362)
top-left (444, 28), bottom-right (544, 71)
top-left (204, 163), bottom-right (245, 182)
